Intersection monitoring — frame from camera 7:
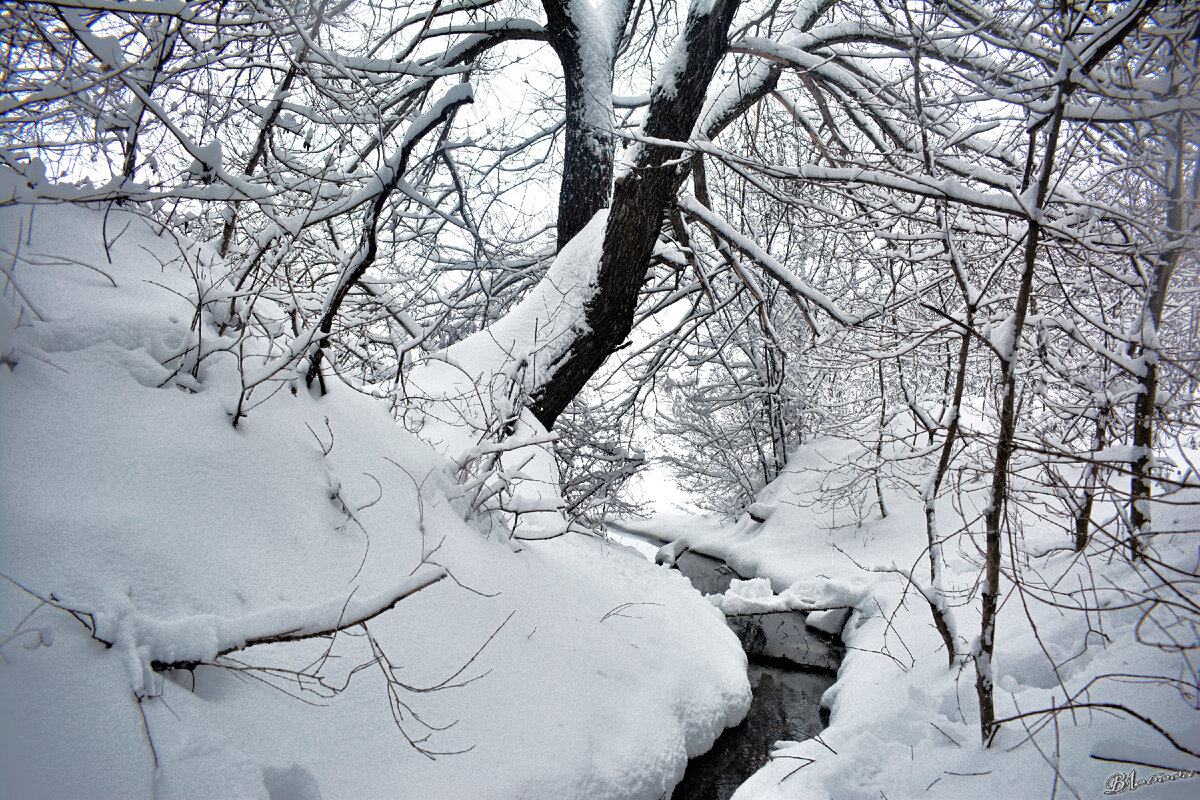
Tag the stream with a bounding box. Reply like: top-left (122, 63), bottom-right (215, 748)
top-left (608, 529), bottom-right (844, 800)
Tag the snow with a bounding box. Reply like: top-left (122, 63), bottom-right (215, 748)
top-left (700, 58), bottom-right (777, 135)
top-left (400, 209), bottom-right (611, 539)
top-left (711, 578), bottom-right (866, 616)
top-left (653, 41), bottom-right (686, 103)
top-left (422, 209), bottom-right (607, 394)
top-left (187, 140), bottom-right (223, 182)
top-left (618, 431), bottom-right (1200, 799)
top-left (640, 0), bottom-right (723, 119)
top-left (404, 82), bottom-right (475, 149)
top-left (745, 501), bottom-right (776, 522)
top-left (0, 192), bottom-right (750, 799)
top-left (609, 422), bottom-right (1200, 796)
top-left (567, 0), bottom-right (623, 132)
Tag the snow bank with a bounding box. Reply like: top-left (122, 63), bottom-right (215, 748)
top-left (0, 193), bottom-right (749, 799)
top-left (625, 433), bottom-right (1200, 799)
top-left (711, 577), bottom-right (866, 616)
top-left (400, 210), bottom-right (611, 540)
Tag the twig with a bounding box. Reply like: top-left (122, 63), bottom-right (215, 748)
top-left (930, 721), bottom-right (961, 747)
top-left (1089, 755), bottom-right (1200, 773)
top-left (601, 601), bottom-right (664, 622)
top-left (135, 694), bottom-right (159, 769)
top-left (772, 754), bottom-right (815, 783)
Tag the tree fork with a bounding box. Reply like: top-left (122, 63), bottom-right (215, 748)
top-left (532, 0), bottom-right (744, 429)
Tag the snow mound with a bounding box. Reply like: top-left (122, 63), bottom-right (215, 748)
top-left (398, 210), bottom-right (611, 541)
top-left (711, 577), bottom-right (867, 616)
top-left (0, 194), bottom-right (749, 799)
top-left (642, 434), bottom-right (1200, 800)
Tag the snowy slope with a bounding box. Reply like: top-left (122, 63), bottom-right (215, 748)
top-left (0, 191), bottom-right (750, 800)
top-left (627, 435), bottom-right (1200, 799)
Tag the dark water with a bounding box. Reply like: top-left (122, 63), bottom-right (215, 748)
top-left (671, 550), bottom-right (845, 672)
top-left (673, 550), bottom-right (743, 595)
top-left (671, 665), bottom-right (834, 800)
top-left (661, 547), bottom-right (844, 800)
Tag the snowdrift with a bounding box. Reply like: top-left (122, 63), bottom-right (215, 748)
top-left (638, 435), bottom-right (1200, 800)
top-left (0, 192), bottom-right (750, 800)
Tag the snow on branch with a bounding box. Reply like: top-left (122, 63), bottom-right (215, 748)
top-left (36, 1), bottom-right (199, 17)
top-left (304, 82), bottom-right (474, 390)
top-left (677, 194), bottom-right (860, 326)
top-left (59, 566), bottom-right (447, 696)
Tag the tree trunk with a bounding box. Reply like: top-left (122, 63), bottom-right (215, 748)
top-left (977, 94), bottom-right (1066, 745)
top-left (532, 0), bottom-right (743, 429)
top-left (543, 0), bottom-right (629, 251)
top-left (1075, 404), bottom-right (1107, 552)
top-left (1129, 59), bottom-right (1190, 558)
top-left (875, 360), bottom-right (888, 519)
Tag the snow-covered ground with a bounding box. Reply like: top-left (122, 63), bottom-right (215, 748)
top-left (0, 192), bottom-right (750, 800)
top-left (3, 184), bottom-right (1197, 800)
top-left (620, 434), bottom-right (1200, 799)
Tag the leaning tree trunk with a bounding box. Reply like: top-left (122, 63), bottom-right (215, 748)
top-left (531, 0), bottom-right (744, 429)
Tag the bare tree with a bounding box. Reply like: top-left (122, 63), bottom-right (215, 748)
top-left (5, 0), bottom-right (1197, 763)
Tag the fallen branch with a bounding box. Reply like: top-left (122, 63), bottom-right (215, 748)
top-left (3, 567), bottom-right (448, 682)
top-left (143, 566), bottom-right (449, 672)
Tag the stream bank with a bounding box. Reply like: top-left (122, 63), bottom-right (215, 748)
top-left (608, 530), bottom-right (845, 800)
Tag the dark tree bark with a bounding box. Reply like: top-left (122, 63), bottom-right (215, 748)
top-left (543, 0), bottom-right (630, 251)
top-left (531, 0), bottom-right (744, 429)
top-left (977, 92), bottom-right (1066, 746)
